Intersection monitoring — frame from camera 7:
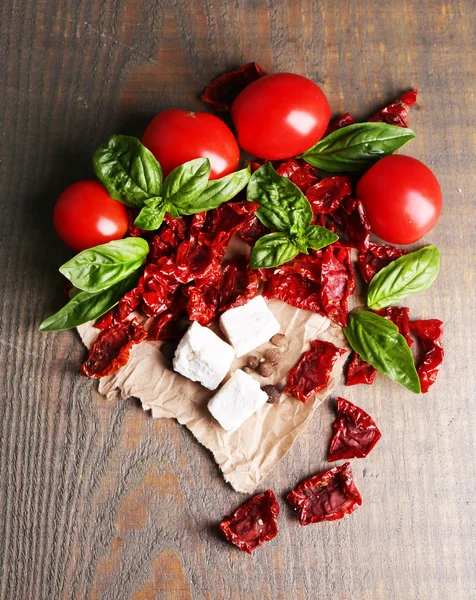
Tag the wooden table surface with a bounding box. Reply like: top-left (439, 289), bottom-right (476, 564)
top-left (1, 1), bottom-right (475, 598)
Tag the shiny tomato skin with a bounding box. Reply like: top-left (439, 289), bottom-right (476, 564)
top-left (141, 109), bottom-right (240, 179)
top-left (356, 155), bottom-right (442, 245)
top-left (53, 181), bottom-right (128, 252)
top-left (230, 73), bottom-right (331, 159)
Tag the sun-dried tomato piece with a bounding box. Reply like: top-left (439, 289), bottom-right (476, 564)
top-left (220, 489), bottom-right (279, 553)
top-left (369, 89), bottom-right (418, 128)
top-left (410, 319), bottom-right (444, 393)
top-left (357, 242), bottom-right (408, 284)
top-left (263, 253), bottom-right (323, 314)
top-left (326, 113), bottom-right (356, 134)
top-left (345, 351), bottom-right (377, 386)
top-left (287, 462), bottom-right (362, 525)
top-left (81, 318), bottom-right (148, 378)
top-left (125, 209), bottom-right (145, 238)
top-left (275, 158), bottom-right (320, 193)
top-left (330, 197), bottom-right (370, 251)
top-left (307, 176), bottom-right (352, 214)
top-left (285, 339), bottom-right (346, 402)
top-left (376, 306), bottom-right (413, 346)
top-left (199, 201), bottom-right (258, 256)
top-left (320, 245), bottom-right (355, 327)
top-left (328, 397), bottom-right (381, 461)
top-left (201, 62), bottom-right (267, 112)
top-left (239, 214), bottom-right (269, 246)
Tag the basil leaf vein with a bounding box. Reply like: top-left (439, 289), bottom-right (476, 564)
top-left (300, 123), bottom-right (416, 172)
top-left (367, 245), bottom-right (440, 310)
top-left (93, 135), bottom-right (163, 208)
top-left (134, 203), bottom-right (167, 231)
top-left (59, 238), bottom-right (149, 293)
top-left (39, 272), bottom-right (140, 332)
top-left (344, 310), bottom-right (421, 393)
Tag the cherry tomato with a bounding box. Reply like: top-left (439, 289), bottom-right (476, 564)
top-left (230, 73), bottom-right (331, 160)
top-left (356, 155), bottom-right (442, 244)
top-left (142, 109), bottom-right (240, 180)
top-left (53, 181), bottom-right (128, 252)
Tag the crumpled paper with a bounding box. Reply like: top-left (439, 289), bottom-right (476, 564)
top-left (78, 299), bottom-right (348, 494)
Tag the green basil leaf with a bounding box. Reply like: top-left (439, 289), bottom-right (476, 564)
top-left (166, 203), bottom-right (182, 219)
top-left (344, 310), bottom-right (421, 393)
top-left (93, 135), bottom-right (163, 208)
top-left (163, 158), bottom-right (211, 208)
top-left (300, 123), bottom-right (416, 172)
top-left (247, 162), bottom-right (312, 231)
top-left (367, 245), bottom-right (440, 310)
top-left (250, 232), bottom-right (299, 269)
top-left (303, 225), bottom-right (339, 250)
top-left (59, 238), bottom-right (149, 293)
top-left (134, 203), bottom-right (167, 231)
top-left (39, 272), bottom-right (140, 332)
top-left (177, 166), bottom-right (251, 215)
top-left (144, 196), bottom-right (162, 208)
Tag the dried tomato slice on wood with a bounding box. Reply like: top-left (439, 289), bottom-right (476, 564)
top-left (306, 176), bottom-right (352, 214)
top-left (285, 339), bottom-right (346, 402)
top-left (220, 489), bottom-right (279, 553)
top-left (326, 112), bottom-right (356, 134)
top-left (81, 318), bottom-right (147, 378)
top-left (287, 462), bottom-right (362, 525)
top-left (320, 244), bottom-right (355, 327)
top-left (201, 62), bottom-right (267, 112)
top-left (410, 319), bottom-right (444, 393)
top-left (368, 89), bottom-right (418, 128)
top-left (357, 243), bottom-right (408, 284)
top-left (345, 351), bottom-right (377, 386)
top-left (328, 397), bottom-right (381, 461)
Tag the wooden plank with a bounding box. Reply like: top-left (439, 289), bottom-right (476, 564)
top-left (1, 0), bottom-right (475, 598)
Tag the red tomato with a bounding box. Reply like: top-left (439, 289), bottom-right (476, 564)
top-left (142, 109), bottom-right (240, 179)
top-left (230, 73), bottom-right (331, 159)
top-left (53, 181), bottom-right (128, 252)
top-left (356, 155), bottom-right (442, 244)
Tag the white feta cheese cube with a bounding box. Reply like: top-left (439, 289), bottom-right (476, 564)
top-left (173, 321), bottom-right (234, 390)
top-left (219, 295), bottom-right (280, 357)
top-left (208, 369), bottom-right (269, 432)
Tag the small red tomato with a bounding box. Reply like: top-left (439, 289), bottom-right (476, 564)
top-left (356, 155), bottom-right (442, 244)
top-left (53, 181), bottom-right (128, 252)
top-left (142, 109), bottom-right (240, 179)
top-left (231, 73), bottom-right (331, 159)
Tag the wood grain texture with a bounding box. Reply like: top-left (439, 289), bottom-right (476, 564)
top-left (1, 0), bottom-right (475, 598)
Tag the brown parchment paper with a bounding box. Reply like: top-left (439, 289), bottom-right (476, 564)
top-left (78, 299), bottom-right (348, 494)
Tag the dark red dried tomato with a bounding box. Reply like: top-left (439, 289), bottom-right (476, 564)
top-left (125, 209), bottom-right (145, 238)
top-left (345, 352), bottom-right (377, 386)
top-left (320, 244), bottom-right (355, 327)
top-left (330, 197), bottom-right (370, 251)
top-left (275, 158), bottom-right (320, 193)
top-left (326, 113), bottom-right (356, 134)
top-left (199, 201), bottom-right (258, 257)
top-left (239, 214), bottom-right (269, 246)
top-left (307, 176), bottom-right (352, 214)
top-left (369, 89), bottom-right (418, 128)
top-left (287, 462), bottom-right (362, 525)
top-left (357, 242), bottom-right (408, 284)
top-left (376, 306), bottom-right (413, 346)
top-left (410, 319), bottom-right (444, 393)
top-left (220, 489), bottom-right (279, 553)
top-left (263, 253), bottom-right (323, 314)
top-left (201, 62), bottom-right (267, 112)
top-left (328, 397), bottom-right (381, 461)
top-left (285, 339), bottom-right (346, 402)
top-left (81, 318), bottom-right (147, 378)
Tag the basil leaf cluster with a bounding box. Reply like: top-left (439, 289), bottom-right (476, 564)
top-left (247, 162), bottom-right (338, 268)
top-left (39, 238), bottom-right (148, 332)
top-left (94, 135), bottom-right (250, 230)
top-left (300, 123), bottom-right (415, 172)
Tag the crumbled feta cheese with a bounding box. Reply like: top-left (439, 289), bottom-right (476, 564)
top-left (173, 321), bottom-right (235, 390)
top-left (219, 296), bottom-right (280, 357)
top-left (208, 369), bottom-right (269, 432)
